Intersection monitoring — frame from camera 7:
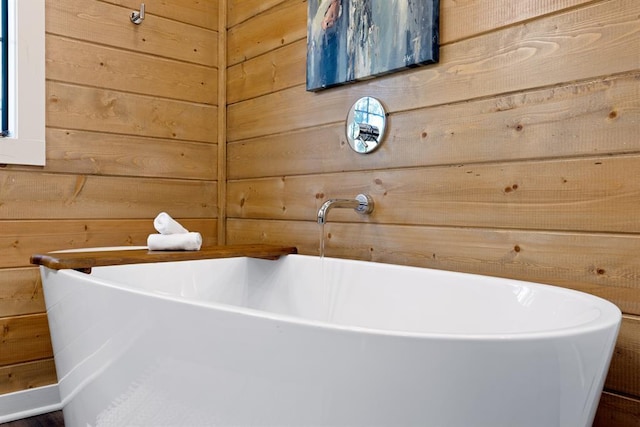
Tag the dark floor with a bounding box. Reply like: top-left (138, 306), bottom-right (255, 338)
top-left (0, 411), bottom-right (64, 427)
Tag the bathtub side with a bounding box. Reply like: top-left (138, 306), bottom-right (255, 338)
top-left (39, 256), bottom-right (621, 426)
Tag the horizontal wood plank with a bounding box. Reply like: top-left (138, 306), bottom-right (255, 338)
top-left (0, 269), bottom-right (45, 317)
top-left (47, 82), bottom-right (218, 143)
top-left (31, 244), bottom-right (298, 270)
top-left (227, 39), bottom-right (305, 104)
top-left (606, 315), bottom-right (640, 398)
top-left (227, 0), bottom-right (287, 28)
top-left (227, 0), bottom-right (306, 67)
top-left (0, 359), bottom-right (57, 395)
top-left (226, 219), bottom-right (640, 315)
top-left (594, 392), bottom-right (640, 427)
top-left (0, 314), bottom-right (52, 367)
top-left (42, 129), bottom-right (217, 180)
top-left (440, 0), bottom-right (598, 44)
top-left (47, 35), bottom-right (218, 105)
top-left (228, 72), bottom-right (640, 178)
top-left (227, 155), bottom-right (640, 233)
top-left (0, 219), bottom-right (218, 268)
top-left (104, 0), bottom-right (219, 31)
top-left (227, 0), bottom-right (639, 140)
top-left (0, 171), bottom-right (216, 220)
top-left (46, 0), bottom-right (218, 67)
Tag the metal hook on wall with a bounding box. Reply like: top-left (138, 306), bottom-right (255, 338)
top-left (130, 3), bottom-right (145, 25)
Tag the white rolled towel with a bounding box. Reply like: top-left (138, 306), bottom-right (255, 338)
top-left (147, 232), bottom-right (202, 251)
top-left (154, 212), bottom-right (188, 235)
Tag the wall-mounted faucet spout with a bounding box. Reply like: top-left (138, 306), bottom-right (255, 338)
top-left (317, 194), bottom-right (374, 225)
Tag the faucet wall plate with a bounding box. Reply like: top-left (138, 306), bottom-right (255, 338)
top-left (346, 97), bottom-right (386, 154)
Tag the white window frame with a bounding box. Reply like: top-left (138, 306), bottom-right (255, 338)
top-left (0, 0), bottom-right (45, 166)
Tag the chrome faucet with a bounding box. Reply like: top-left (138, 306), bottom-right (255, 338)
top-left (317, 194), bottom-right (374, 225)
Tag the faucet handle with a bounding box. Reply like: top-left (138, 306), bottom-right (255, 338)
top-left (354, 194), bottom-right (374, 214)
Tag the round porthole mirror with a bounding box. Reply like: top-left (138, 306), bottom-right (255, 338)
top-left (346, 97), bottom-right (387, 154)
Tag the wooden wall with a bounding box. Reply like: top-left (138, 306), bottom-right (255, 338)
top-left (0, 0), bottom-right (219, 396)
top-left (226, 0), bottom-right (640, 425)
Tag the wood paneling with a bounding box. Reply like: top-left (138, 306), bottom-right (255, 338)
top-left (228, 72), bottom-right (640, 178)
top-left (227, 0), bottom-right (287, 28)
top-left (104, 0), bottom-right (219, 30)
top-left (439, 0), bottom-right (600, 43)
top-left (47, 82), bottom-right (217, 143)
top-left (217, 0), bottom-right (228, 244)
top-left (0, 315), bottom-right (52, 367)
top-left (46, 0), bottom-right (218, 67)
top-left (0, 269), bottom-right (44, 318)
top-left (227, 0), bottom-right (306, 67)
top-left (0, 359), bottom-right (57, 395)
top-left (226, 0), bottom-right (640, 424)
top-left (0, 0), bottom-right (219, 397)
top-left (47, 35), bottom-right (218, 104)
top-left (229, 155), bottom-right (640, 233)
top-left (44, 129), bottom-right (217, 180)
top-left (227, 39), bottom-right (305, 105)
top-left (594, 392), bottom-right (640, 427)
top-left (227, 0), bottom-right (602, 77)
top-left (606, 316), bottom-right (640, 397)
top-left (228, 0), bottom-right (639, 140)
top-left (0, 171), bottom-right (216, 220)
top-left (226, 0), bottom-right (608, 105)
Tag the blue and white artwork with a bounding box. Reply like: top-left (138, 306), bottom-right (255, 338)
top-left (307, 0), bottom-right (439, 91)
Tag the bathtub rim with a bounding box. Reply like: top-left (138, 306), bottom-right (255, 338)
top-left (40, 254), bottom-right (622, 342)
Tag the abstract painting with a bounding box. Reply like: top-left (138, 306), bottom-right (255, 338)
top-left (307, 0), bottom-right (440, 91)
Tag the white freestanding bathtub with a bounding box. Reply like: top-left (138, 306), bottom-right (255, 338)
top-left (39, 253), bottom-right (621, 427)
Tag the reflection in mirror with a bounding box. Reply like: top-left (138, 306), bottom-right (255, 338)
top-left (346, 97), bottom-right (386, 154)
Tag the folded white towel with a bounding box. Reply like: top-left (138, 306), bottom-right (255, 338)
top-left (154, 212), bottom-right (188, 235)
top-left (147, 232), bottom-right (202, 251)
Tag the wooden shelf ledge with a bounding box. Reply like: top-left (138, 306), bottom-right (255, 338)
top-left (31, 244), bottom-right (298, 272)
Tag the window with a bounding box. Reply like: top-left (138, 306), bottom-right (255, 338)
top-left (0, 0), bottom-right (45, 166)
top-left (1, 0), bottom-right (8, 135)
